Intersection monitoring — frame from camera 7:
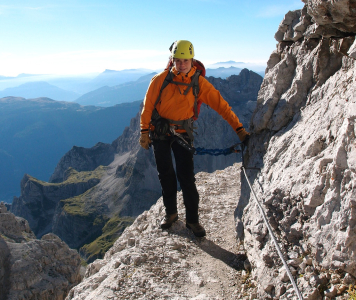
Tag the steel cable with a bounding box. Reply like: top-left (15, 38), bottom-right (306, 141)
top-left (241, 164), bottom-right (303, 300)
top-left (191, 141), bottom-right (304, 299)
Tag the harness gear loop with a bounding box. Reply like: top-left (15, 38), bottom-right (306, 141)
top-left (151, 117), bottom-right (171, 140)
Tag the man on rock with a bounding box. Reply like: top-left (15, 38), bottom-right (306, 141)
top-left (139, 40), bottom-right (249, 237)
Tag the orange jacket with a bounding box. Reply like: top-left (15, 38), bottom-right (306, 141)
top-left (140, 66), bottom-right (243, 132)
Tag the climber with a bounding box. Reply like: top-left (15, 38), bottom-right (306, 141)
top-left (139, 40), bottom-right (249, 237)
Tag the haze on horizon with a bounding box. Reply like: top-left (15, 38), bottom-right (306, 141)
top-left (0, 0), bottom-right (304, 77)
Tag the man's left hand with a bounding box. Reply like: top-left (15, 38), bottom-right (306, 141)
top-left (236, 127), bottom-right (249, 143)
top-left (139, 131), bottom-right (151, 150)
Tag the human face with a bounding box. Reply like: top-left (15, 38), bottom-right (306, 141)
top-left (173, 58), bottom-right (192, 74)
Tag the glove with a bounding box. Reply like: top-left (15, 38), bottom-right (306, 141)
top-left (236, 127), bottom-right (250, 143)
top-left (139, 131), bottom-right (151, 150)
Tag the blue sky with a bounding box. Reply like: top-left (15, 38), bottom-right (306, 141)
top-left (0, 0), bottom-right (304, 76)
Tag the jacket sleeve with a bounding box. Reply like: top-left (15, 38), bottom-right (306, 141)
top-left (198, 77), bottom-right (243, 131)
top-left (140, 73), bottom-right (164, 131)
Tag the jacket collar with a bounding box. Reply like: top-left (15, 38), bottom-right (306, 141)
top-left (171, 66), bottom-right (197, 78)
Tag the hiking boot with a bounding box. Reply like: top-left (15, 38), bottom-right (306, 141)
top-left (160, 213), bottom-right (178, 229)
top-left (186, 222), bottom-right (206, 237)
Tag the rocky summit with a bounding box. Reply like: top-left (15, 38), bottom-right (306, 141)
top-left (0, 202), bottom-right (81, 300)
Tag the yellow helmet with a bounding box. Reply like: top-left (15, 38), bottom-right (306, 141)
top-left (171, 40), bottom-right (194, 59)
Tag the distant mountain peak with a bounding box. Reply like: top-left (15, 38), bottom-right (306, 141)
top-left (103, 69), bottom-right (117, 73)
top-left (16, 73), bottom-right (42, 78)
top-left (213, 60), bottom-right (245, 65)
top-left (0, 81), bottom-right (80, 101)
top-left (213, 66), bottom-right (241, 70)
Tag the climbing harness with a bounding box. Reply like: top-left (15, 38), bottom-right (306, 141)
top-left (194, 143), bottom-right (304, 300)
top-left (150, 69), bottom-right (201, 142)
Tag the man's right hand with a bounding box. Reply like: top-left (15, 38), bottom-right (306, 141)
top-left (139, 131), bottom-right (151, 150)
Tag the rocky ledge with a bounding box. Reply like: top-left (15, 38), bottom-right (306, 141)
top-left (66, 165), bottom-right (250, 300)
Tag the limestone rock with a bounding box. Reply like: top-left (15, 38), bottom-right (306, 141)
top-left (302, 0), bottom-right (356, 35)
top-left (238, 2), bottom-right (356, 299)
top-left (275, 10), bottom-right (304, 42)
top-left (348, 39), bottom-right (356, 59)
top-left (0, 207), bottom-right (81, 300)
top-left (0, 213), bottom-right (35, 243)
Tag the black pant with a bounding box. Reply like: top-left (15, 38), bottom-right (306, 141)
top-left (153, 137), bottom-right (199, 223)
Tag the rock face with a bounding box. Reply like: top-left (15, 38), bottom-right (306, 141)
top-left (236, 1), bottom-right (356, 299)
top-left (11, 70), bottom-right (262, 262)
top-left (302, 0), bottom-right (356, 36)
top-left (0, 202), bottom-right (81, 300)
top-left (49, 142), bottom-right (116, 183)
top-left (12, 170), bottom-right (102, 241)
top-left (0, 97), bottom-right (141, 203)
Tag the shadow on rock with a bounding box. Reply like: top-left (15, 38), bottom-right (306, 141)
top-left (196, 238), bottom-right (247, 271)
top-left (169, 221), bottom-right (246, 271)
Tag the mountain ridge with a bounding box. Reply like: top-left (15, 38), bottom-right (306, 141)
top-left (74, 72), bottom-right (157, 106)
top-left (0, 81), bottom-right (80, 101)
top-left (75, 68), bottom-right (256, 107)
